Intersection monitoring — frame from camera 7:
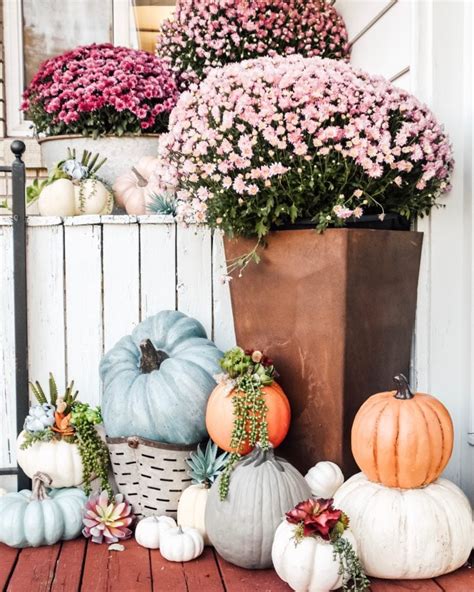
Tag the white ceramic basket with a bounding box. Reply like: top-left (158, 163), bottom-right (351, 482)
top-left (38, 134), bottom-right (160, 185)
top-left (107, 436), bottom-right (194, 519)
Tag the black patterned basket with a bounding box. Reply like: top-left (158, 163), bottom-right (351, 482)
top-left (106, 436), bottom-right (194, 519)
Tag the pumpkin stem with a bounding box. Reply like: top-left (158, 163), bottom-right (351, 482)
top-left (31, 472), bottom-right (52, 501)
top-left (131, 167), bottom-right (148, 187)
top-left (177, 526), bottom-right (184, 535)
top-left (241, 443), bottom-right (285, 472)
top-left (139, 339), bottom-right (169, 373)
top-left (393, 374), bottom-right (414, 400)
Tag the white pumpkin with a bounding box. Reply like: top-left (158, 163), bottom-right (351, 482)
top-left (135, 515), bottom-right (176, 550)
top-left (74, 178), bottom-right (113, 215)
top-left (334, 472), bottom-right (473, 579)
top-left (113, 167), bottom-right (153, 214)
top-left (38, 178), bottom-right (76, 216)
top-left (305, 462), bottom-right (344, 499)
top-left (177, 484), bottom-right (210, 544)
top-left (272, 520), bottom-right (357, 592)
top-left (16, 431), bottom-right (84, 488)
top-left (160, 525), bottom-right (204, 562)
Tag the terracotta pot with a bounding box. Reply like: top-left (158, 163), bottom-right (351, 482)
top-left (224, 228), bottom-right (423, 476)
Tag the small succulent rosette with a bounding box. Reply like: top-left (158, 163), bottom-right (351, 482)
top-left (272, 498), bottom-right (370, 592)
top-left (83, 491), bottom-right (134, 545)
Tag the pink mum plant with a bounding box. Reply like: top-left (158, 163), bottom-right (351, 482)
top-left (151, 55), bottom-right (453, 239)
top-left (83, 491), bottom-right (134, 544)
top-left (156, 0), bottom-right (349, 89)
top-left (22, 44), bottom-right (179, 138)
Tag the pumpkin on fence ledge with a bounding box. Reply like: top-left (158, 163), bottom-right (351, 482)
top-left (100, 310), bottom-right (222, 444)
top-left (113, 156), bottom-right (159, 213)
top-left (351, 374), bottom-right (454, 489)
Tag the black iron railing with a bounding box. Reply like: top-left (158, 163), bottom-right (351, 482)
top-left (0, 140), bottom-right (29, 490)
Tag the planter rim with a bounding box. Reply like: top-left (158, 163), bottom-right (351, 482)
top-left (38, 133), bottom-right (161, 144)
top-left (106, 435), bottom-right (197, 451)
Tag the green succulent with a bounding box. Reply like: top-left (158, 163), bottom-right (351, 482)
top-left (147, 193), bottom-right (177, 215)
top-left (186, 440), bottom-right (228, 488)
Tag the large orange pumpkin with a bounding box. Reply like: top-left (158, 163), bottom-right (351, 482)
top-left (351, 374), bottom-right (454, 489)
top-left (206, 381), bottom-right (291, 454)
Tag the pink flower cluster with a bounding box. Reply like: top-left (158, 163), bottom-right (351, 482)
top-left (156, 0), bottom-right (349, 89)
top-left (150, 55), bottom-right (453, 235)
top-left (22, 44), bottom-right (179, 136)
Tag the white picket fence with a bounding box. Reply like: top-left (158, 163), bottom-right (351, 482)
top-left (0, 214), bottom-right (236, 476)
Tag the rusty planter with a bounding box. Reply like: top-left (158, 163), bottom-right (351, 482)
top-left (224, 228), bottom-right (423, 476)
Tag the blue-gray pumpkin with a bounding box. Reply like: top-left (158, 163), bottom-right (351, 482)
top-left (0, 472), bottom-right (86, 548)
top-left (100, 310), bottom-right (222, 444)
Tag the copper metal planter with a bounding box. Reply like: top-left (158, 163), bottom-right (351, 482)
top-left (224, 228), bottom-right (423, 476)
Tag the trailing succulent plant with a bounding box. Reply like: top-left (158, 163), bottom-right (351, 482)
top-left (83, 490), bottom-right (134, 544)
top-left (21, 373), bottom-right (111, 496)
top-left (186, 440), bottom-right (228, 488)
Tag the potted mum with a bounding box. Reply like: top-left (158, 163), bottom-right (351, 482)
top-left (22, 43), bottom-right (179, 184)
top-left (156, 0), bottom-right (349, 90)
top-left (151, 54), bottom-right (453, 476)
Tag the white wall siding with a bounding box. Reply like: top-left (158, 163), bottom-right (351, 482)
top-left (0, 216), bottom-right (236, 489)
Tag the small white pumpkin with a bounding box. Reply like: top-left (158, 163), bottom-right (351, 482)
top-left (160, 525), bottom-right (204, 562)
top-left (177, 484), bottom-right (210, 544)
top-left (334, 472), bottom-right (473, 579)
top-left (38, 178), bottom-right (76, 216)
top-left (74, 178), bottom-right (113, 215)
top-left (305, 462), bottom-right (344, 499)
top-left (113, 167), bottom-right (152, 214)
top-left (16, 431), bottom-right (84, 489)
top-left (135, 515), bottom-right (176, 549)
top-left (272, 520), bottom-right (357, 592)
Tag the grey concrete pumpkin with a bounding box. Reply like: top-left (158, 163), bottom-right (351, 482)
top-left (205, 445), bottom-right (311, 569)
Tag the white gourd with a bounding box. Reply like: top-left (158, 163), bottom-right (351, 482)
top-left (135, 515), bottom-right (176, 549)
top-left (333, 472), bottom-right (473, 579)
top-left (177, 484), bottom-right (210, 544)
top-left (38, 178), bottom-right (76, 216)
top-left (272, 520), bottom-right (357, 592)
top-left (160, 525), bottom-right (204, 562)
top-left (74, 178), bottom-right (113, 215)
top-left (16, 431), bottom-right (84, 488)
top-left (305, 462), bottom-right (344, 499)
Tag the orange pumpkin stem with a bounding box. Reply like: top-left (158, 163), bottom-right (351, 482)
top-left (393, 374), bottom-right (414, 400)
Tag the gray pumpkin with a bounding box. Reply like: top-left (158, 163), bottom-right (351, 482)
top-left (205, 445), bottom-right (311, 569)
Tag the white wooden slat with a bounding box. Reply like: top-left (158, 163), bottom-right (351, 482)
top-left (350, 0), bottom-right (411, 80)
top-left (0, 224), bottom-right (16, 470)
top-left (26, 224), bottom-right (66, 391)
top-left (334, 0), bottom-right (394, 43)
top-left (102, 222), bottom-right (140, 353)
top-left (176, 225), bottom-right (213, 339)
top-left (64, 224), bottom-right (103, 406)
top-left (212, 231), bottom-right (236, 352)
top-left (139, 220), bottom-right (176, 320)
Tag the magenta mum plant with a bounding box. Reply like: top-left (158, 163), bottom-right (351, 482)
top-left (22, 44), bottom-right (179, 138)
top-left (156, 0), bottom-right (349, 89)
top-left (151, 55), bottom-right (453, 239)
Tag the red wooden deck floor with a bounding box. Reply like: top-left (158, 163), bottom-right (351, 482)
top-left (1, 539), bottom-right (473, 592)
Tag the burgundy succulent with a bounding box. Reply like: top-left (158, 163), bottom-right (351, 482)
top-left (286, 498), bottom-right (348, 541)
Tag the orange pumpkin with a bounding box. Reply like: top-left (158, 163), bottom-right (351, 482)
top-left (351, 374), bottom-right (454, 489)
top-left (206, 381), bottom-right (291, 454)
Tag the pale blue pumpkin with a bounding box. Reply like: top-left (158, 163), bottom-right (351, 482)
top-left (100, 310), bottom-right (223, 444)
top-left (0, 473), bottom-right (86, 548)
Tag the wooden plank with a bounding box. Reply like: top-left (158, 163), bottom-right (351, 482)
top-left (7, 544), bottom-right (61, 592)
top-left (102, 221), bottom-right (140, 352)
top-left (108, 538), bottom-right (151, 592)
top-left (370, 578), bottom-right (441, 591)
top-left (26, 223), bottom-right (66, 391)
top-left (176, 225), bottom-right (213, 338)
top-left (150, 548), bottom-right (187, 592)
top-left (0, 224), bottom-right (16, 470)
top-left (80, 540), bottom-right (110, 592)
top-left (0, 544), bottom-right (19, 591)
top-left (140, 220), bottom-right (176, 320)
top-left (182, 547), bottom-right (225, 592)
top-left (50, 538), bottom-right (87, 592)
top-left (212, 231), bottom-right (236, 352)
top-left (215, 554), bottom-right (290, 592)
top-left (349, 0), bottom-right (411, 80)
top-left (435, 565), bottom-right (474, 591)
top-left (64, 223), bottom-right (103, 405)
